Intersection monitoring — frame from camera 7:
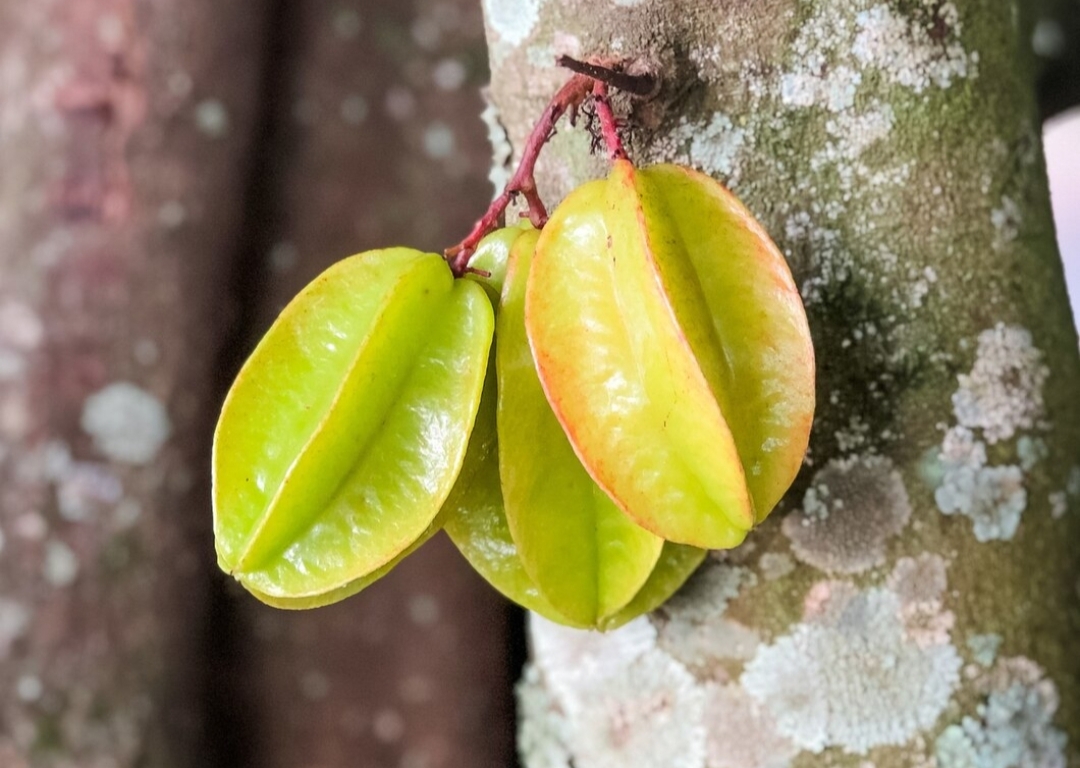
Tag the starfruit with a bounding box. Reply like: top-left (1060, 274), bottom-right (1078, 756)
top-left (213, 248), bottom-right (493, 606)
top-left (526, 160), bottom-right (815, 549)
top-left (442, 351), bottom-right (706, 631)
top-left (443, 226), bottom-right (706, 630)
top-left (498, 227), bottom-right (663, 625)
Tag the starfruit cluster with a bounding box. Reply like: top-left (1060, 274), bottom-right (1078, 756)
top-left (212, 159), bottom-right (814, 629)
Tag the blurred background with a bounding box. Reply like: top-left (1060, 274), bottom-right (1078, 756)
top-left (1048, 113), bottom-right (1080, 316)
top-left (0, 2), bottom-right (1076, 767)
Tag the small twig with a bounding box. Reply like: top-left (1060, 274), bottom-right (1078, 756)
top-left (443, 74), bottom-right (593, 274)
top-left (555, 55), bottom-right (658, 98)
top-left (591, 82), bottom-right (627, 161)
top-left (443, 56), bottom-right (651, 274)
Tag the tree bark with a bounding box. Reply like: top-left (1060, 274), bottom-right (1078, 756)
top-left (479, 1), bottom-right (1080, 767)
top-left (0, 0), bottom-right (271, 765)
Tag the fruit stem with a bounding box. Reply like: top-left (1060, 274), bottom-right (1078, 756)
top-left (592, 82), bottom-right (627, 161)
top-left (444, 73), bottom-right (593, 276)
top-left (443, 57), bottom-right (651, 276)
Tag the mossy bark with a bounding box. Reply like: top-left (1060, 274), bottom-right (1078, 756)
top-left (480, 1), bottom-right (1080, 766)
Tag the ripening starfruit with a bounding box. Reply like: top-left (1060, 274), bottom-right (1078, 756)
top-left (441, 338), bottom-right (707, 631)
top-left (443, 226), bottom-right (706, 630)
top-left (442, 367), bottom-right (706, 630)
top-left (213, 248), bottom-right (493, 606)
top-left (526, 160), bottom-right (815, 549)
top-left (499, 227), bottom-right (663, 625)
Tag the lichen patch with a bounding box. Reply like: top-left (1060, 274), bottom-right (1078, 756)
top-left (934, 657), bottom-right (1066, 768)
top-left (934, 426), bottom-right (1026, 542)
top-left (483, 0), bottom-right (541, 47)
top-left (851, 4), bottom-right (976, 92)
top-left (657, 615), bottom-right (760, 679)
top-left (525, 617), bottom-right (708, 768)
top-left (43, 539), bottom-right (79, 587)
top-left (517, 664), bottom-right (573, 768)
top-left (80, 381), bottom-right (171, 465)
top-left (653, 562), bottom-right (761, 676)
top-left (931, 326), bottom-right (1049, 541)
top-left (0, 597), bottom-right (29, 658)
top-left (0, 300), bottom-right (44, 350)
top-left (888, 554), bottom-right (955, 649)
top-left (704, 683), bottom-right (800, 768)
top-left (758, 552), bottom-right (796, 581)
top-left (742, 579), bottom-right (961, 754)
top-left (657, 561), bottom-right (758, 623)
top-left (1048, 492), bottom-right (1068, 520)
top-left (530, 614), bottom-right (657, 703)
top-left (564, 648), bottom-right (707, 768)
top-left (951, 324), bottom-right (1049, 444)
top-left (781, 454), bottom-right (911, 574)
top-left (481, 96), bottom-right (513, 194)
top-left (966, 634), bottom-right (1002, 668)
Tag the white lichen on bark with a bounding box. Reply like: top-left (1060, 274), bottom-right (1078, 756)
top-left (935, 658), bottom-right (1067, 768)
top-left (932, 324), bottom-right (1051, 541)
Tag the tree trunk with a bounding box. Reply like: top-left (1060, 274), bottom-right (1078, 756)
top-left (479, 1), bottom-right (1080, 766)
top-left (0, 0), bottom-right (272, 765)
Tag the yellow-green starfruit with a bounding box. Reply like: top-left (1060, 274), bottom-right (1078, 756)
top-left (213, 248), bottom-right (493, 605)
top-left (441, 363), bottom-right (706, 631)
top-left (498, 227), bottom-right (663, 625)
top-left (443, 225), bottom-right (706, 630)
top-left (526, 160), bottom-right (815, 550)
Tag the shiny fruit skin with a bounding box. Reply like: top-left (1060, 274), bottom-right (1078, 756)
top-left (465, 220), bottom-right (533, 300)
top-left (497, 228), bottom-right (662, 625)
top-left (442, 373), bottom-right (704, 631)
top-left (441, 355), bottom-right (583, 627)
top-left (443, 227), bottom-right (705, 631)
top-left (526, 161), bottom-right (814, 548)
top-left (213, 248), bottom-right (493, 604)
top-left (628, 163), bottom-right (815, 522)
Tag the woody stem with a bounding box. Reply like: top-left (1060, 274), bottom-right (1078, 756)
top-left (444, 74), bottom-right (593, 276)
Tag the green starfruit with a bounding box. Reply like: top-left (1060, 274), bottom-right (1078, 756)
top-left (464, 219), bottom-right (532, 299)
top-left (498, 227), bottom-right (663, 625)
top-left (526, 160), bottom-right (814, 549)
top-left (213, 248), bottom-right (493, 605)
top-left (443, 226), bottom-right (706, 631)
top-left (441, 367), bottom-right (705, 631)
top-left (441, 361), bottom-right (582, 627)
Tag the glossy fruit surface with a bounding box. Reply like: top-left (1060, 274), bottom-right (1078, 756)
top-left (630, 164), bottom-right (815, 522)
top-left (498, 228), bottom-right (662, 625)
top-left (441, 368), bottom-right (582, 627)
top-left (465, 221), bottom-right (532, 299)
top-left (526, 161), bottom-right (814, 548)
top-left (600, 543), bottom-right (705, 629)
top-left (213, 248), bottom-right (493, 603)
top-left (442, 375), bottom-right (704, 631)
top-left (241, 520), bottom-right (443, 610)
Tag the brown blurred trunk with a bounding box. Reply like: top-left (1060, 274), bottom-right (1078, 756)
top-left (0, 0), bottom-right (271, 765)
top-left (0, 1), bottom-right (517, 766)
